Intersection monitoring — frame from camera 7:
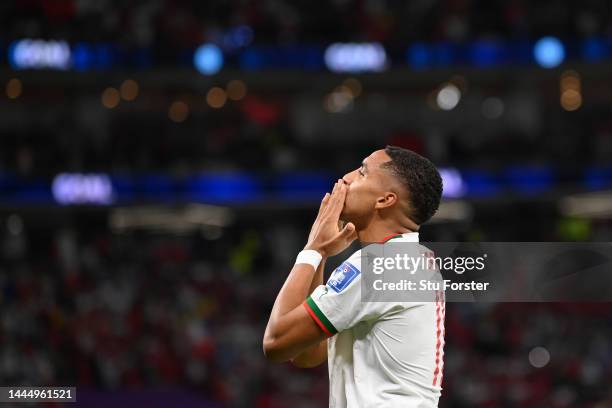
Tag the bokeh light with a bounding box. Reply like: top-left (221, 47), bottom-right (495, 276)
top-left (436, 83), bottom-right (461, 111)
top-left (560, 70), bottom-right (582, 111)
top-left (561, 89), bottom-right (582, 111)
top-left (169, 101), bottom-right (189, 122)
top-left (120, 79), bottom-right (139, 101)
top-left (207, 87), bottom-right (227, 108)
top-left (534, 37), bottom-right (565, 68)
top-left (528, 346), bottom-right (551, 368)
top-left (101, 87), bottom-right (120, 109)
top-left (194, 44), bottom-right (223, 75)
top-left (226, 80), bottom-right (247, 101)
top-left (6, 78), bottom-right (22, 99)
top-left (561, 70), bottom-right (580, 90)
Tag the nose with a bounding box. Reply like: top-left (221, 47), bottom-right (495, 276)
top-left (342, 171), bottom-right (355, 185)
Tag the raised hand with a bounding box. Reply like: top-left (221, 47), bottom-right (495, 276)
top-left (304, 180), bottom-right (357, 258)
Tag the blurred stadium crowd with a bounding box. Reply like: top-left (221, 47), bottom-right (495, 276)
top-left (1, 2), bottom-right (612, 177)
top-left (4, 0), bottom-right (612, 46)
top-left (1, 212), bottom-right (611, 407)
top-left (2, 76), bottom-right (612, 176)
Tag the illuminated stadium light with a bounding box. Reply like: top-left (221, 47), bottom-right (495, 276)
top-left (561, 89), bottom-right (582, 111)
top-left (9, 39), bottom-right (71, 70)
top-left (436, 83), bottom-right (461, 111)
top-left (101, 87), bottom-right (120, 109)
top-left (6, 78), bottom-right (22, 99)
top-left (560, 190), bottom-right (612, 219)
top-left (52, 173), bottom-right (114, 205)
top-left (168, 101), bottom-right (189, 122)
top-left (324, 42), bottom-right (387, 73)
top-left (439, 168), bottom-right (466, 198)
top-left (561, 70), bottom-right (580, 90)
top-left (206, 87), bottom-right (227, 108)
top-left (120, 79), bottom-right (139, 101)
top-left (194, 44), bottom-right (223, 75)
top-left (528, 346), bottom-right (550, 368)
top-left (560, 70), bottom-right (582, 111)
top-left (534, 37), bottom-right (565, 68)
top-left (226, 80), bottom-right (247, 101)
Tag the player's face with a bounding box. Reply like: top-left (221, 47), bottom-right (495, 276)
top-left (340, 149), bottom-right (393, 225)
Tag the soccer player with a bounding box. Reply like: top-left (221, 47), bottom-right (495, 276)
top-left (263, 146), bottom-right (444, 407)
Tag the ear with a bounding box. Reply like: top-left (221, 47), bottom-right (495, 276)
top-left (374, 192), bottom-right (397, 209)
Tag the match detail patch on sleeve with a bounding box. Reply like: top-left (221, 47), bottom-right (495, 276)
top-left (304, 296), bottom-right (338, 336)
top-left (327, 261), bottom-right (360, 293)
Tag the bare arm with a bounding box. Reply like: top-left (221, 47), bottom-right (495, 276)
top-left (308, 259), bottom-right (325, 303)
top-left (290, 259), bottom-right (328, 368)
top-left (263, 262), bottom-right (329, 363)
top-left (263, 180), bottom-right (356, 363)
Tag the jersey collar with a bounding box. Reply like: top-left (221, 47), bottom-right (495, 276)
top-left (380, 232), bottom-right (419, 243)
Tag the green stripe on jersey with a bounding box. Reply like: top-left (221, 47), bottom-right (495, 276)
top-left (306, 296), bottom-right (338, 335)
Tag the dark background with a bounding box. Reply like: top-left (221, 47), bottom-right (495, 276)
top-left (1, 1), bottom-right (612, 407)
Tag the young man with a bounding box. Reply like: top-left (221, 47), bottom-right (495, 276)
top-left (263, 146), bottom-right (444, 407)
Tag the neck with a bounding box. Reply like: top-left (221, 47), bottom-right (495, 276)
top-left (356, 218), bottom-right (417, 244)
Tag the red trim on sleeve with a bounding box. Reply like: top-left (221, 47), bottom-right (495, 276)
top-left (303, 302), bottom-right (333, 337)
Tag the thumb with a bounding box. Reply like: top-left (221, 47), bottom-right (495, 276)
top-left (339, 222), bottom-right (356, 238)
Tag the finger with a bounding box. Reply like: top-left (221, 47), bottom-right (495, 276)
top-left (317, 192), bottom-right (331, 214)
top-left (326, 181), bottom-right (345, 214)
top-left (331, 180), bottom-right (340, 194)
top-left (330, 179), bottom-right (343, 201)
top-left (322, 181), bottom-right (341, 216)
top-left (323, 192), bottom-right (331, 205)
top-left (328, 180), bottom-right (348, 218)
top-left (336, 222), bottom-right (356, 241)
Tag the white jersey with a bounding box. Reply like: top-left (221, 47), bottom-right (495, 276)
top-left (303, 232), bottom-right (445, 408)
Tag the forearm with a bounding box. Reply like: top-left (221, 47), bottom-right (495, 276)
top-left (263, 258), bottom-right (331, 362)
top-left (264, 263), bottom-right (318, 351)
top-left (270, 263), bottom-right (316, 319)
top-left (291, 259), bottom-right (328, 367)
top-left (268, 256), bottom-right (325, 324)
top-left (308, 259), bottom-right (325, 295)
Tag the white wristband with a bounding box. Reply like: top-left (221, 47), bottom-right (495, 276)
top-left (295, 249), bottom-right (323, 270)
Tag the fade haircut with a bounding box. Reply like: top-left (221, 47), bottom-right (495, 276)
top-left (381, 145), bottom-right (443, 225)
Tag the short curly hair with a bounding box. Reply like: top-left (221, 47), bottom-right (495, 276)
top-left (381, 145), bottom-right (443, 225)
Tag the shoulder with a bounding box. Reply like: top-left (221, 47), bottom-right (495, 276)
top-left (344, 248), bottom-right (363, 269)
top-left (327, 249), bottom-right (363, 293)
